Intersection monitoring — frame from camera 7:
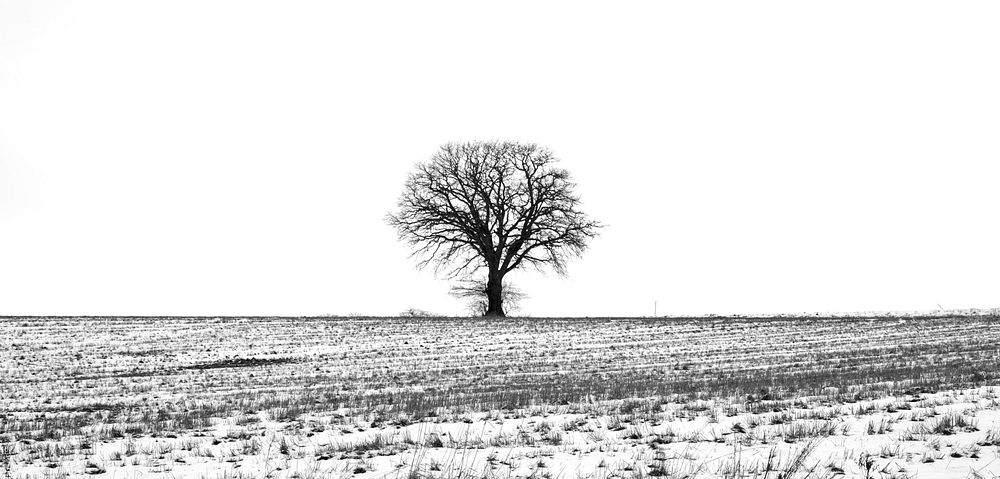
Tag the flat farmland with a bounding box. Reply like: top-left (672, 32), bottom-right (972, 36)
top-left (2, 316), bottom-right (1000, 479)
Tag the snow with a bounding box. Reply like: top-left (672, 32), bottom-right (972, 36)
top-left (2, 316), bottom-right (999, 478)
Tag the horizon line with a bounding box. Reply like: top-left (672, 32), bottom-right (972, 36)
top-left (2, 307), bottom-right (998, 320)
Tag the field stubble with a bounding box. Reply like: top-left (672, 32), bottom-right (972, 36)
top-left (2, 315), bottom-right (1000, 478)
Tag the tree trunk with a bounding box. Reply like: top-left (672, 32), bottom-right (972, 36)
top-left (484, 269), bottom-right (505, 317)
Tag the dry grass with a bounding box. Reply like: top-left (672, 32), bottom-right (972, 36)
top-left (2, 315), bottom-right (999, 478)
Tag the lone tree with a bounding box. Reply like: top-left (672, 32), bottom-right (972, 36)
top-left (387, 141), bottom-right (601, 317)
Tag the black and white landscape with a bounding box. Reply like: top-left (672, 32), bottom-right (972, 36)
top-left (2, 2), bottom-right (999, 478)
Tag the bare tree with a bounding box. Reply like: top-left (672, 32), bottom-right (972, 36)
top-left (387, 141), bottom-right (601, 317)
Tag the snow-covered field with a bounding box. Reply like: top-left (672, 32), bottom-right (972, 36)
top-left (2, 316), bottom-right (999, 478)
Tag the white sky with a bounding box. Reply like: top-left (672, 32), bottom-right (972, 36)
top-left (1, 1), bottom-right (998, 317)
